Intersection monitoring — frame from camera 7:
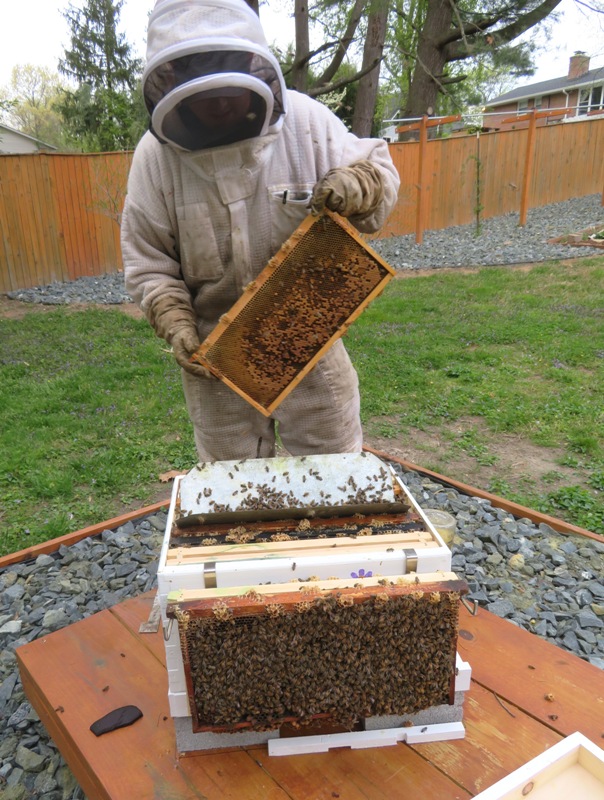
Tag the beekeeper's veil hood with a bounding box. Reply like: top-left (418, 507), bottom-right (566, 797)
top-left (143, 0), bottom-right (287, 151)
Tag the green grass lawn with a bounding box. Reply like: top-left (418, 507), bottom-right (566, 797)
top-left (1, 256), bottom-right (603, 555)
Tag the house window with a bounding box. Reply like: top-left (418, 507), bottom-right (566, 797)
top-left (518, 99), bottom-right (529, 113)
top-left (578, 84), bottom-right (604, 115)
top-left (534, 95), bottom-right (543, 109)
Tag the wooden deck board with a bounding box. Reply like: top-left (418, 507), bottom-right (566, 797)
top-left (456, 605), bottom-right (604, 742)
top-left (412, 683), bottom-right (561, 796)
top-left (16, 590), bottom-right (604, 800)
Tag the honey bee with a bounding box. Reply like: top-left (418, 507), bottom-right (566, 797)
top-left (265, 603), bottom-right (285, 617)
top-left (243, 589), bottom-right (263, 602)
top-left (211, 601), bottom-right (233, 622)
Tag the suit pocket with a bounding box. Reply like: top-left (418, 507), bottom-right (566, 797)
top-left (177, 202), bottom-right (224, 284)
top-left (268, 185), bottom-right (314, 251)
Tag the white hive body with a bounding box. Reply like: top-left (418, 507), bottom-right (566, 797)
top-left (156, 451), bottom-right (471, 755)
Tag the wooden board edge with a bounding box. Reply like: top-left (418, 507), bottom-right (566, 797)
top-left (0, 499), bottom-right (171, 569)
top-left (17, 650), bottom-right (110, 800)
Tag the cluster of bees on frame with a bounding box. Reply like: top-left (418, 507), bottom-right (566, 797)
top-left (203, 218), bottom-right (391, 406)
top-left (179, 588), bottom-right (460, 732)
top-left (176, 516), bottom-right (422, 547)
top-left (174, 465), bottom-right (415, 547)
top-left (187, 465), bottom-right (393, 516)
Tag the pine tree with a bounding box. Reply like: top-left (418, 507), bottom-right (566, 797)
top-left (58, 0), bottom-right (146, 151)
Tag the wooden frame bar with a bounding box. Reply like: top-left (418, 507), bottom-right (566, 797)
top-left (168, 572), bottom-right (467, 616)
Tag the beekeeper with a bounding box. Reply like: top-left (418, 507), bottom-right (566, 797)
top-left (121, 0), bottom-right (400, 462)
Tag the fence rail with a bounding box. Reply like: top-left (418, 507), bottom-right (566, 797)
top-left (1, 117), bottom-right (603, 292)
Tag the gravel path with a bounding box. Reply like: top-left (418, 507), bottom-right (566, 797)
top-left (372, 193), bottom-right (604, 270)
top-left (5, 195), bottom-right (604, 308)
top-left (1, 463), bottom-right (602, 799)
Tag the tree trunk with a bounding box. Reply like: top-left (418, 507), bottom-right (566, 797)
top-left (292, 0), bottom-right (310, 93)
top-left (351, 0), bottom-right (389, 137)
top-left (403, 0), bottom-right (452, 120)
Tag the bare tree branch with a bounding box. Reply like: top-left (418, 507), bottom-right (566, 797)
top-left (448, 0), bottom-right (470, 50)
top-left (315, 0), bottom-right (368, 86)
top-left (308, 55), bottom-right (383, 97)
top-left (575, 0), bottom-right (604, 12)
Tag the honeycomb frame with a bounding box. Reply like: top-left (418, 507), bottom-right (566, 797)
top-left (190, 210), bottom-right (396, 416)
top-left (168, 574), bottom-right (466, 734)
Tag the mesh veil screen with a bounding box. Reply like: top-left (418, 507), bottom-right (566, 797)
top-left (193, 211), bottom-right (395, 415)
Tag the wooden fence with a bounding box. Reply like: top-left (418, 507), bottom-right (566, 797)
top-left (1, 116), bottom-right (603, 292)
top-left (381, 113), bottom-right (604, 241)
top-left (0, 152), bottom-right (131, 293)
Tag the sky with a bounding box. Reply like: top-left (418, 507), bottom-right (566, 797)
top-left (1, 0), bottom-right (603, 91)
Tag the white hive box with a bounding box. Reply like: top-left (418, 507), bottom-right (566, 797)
top-left (472, 732), bottom-right (604, 800)
top-left (156, 452), bottom-right (469, 752)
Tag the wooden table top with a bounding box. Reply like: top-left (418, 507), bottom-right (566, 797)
top-left (16, 590), bottom-right (604, 800)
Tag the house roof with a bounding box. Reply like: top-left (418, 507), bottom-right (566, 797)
top-left (488, 65), bottom-right (604, 107)
top-left (0, 122), bottom-right (57, 151)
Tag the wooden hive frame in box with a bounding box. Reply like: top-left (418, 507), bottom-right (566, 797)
top-left (168, 572), bottom-right (467, 735)
top-left (156, 452), bottom-right (471, 755)
top-left (190, 210), bottom-right (396, 416)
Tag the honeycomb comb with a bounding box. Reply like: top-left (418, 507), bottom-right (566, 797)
top-left (169, 575), bottom-right (465, 733)
top-left (190, 210), bottom-right (396, 416)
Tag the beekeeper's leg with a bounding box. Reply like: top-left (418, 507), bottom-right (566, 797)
top-left (181, 371), bottom-right (276, 461)
top-left (276, 340), bottom-right (363, 454)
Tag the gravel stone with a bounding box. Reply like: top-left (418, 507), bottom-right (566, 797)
top-left (486, 599), bottom-right (515, 618)
top-left (15, 745), bottom-right (46, 773)
top-left (0, 784), bottom-right (28, 800)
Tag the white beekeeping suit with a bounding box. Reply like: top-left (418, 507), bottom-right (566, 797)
top-left (122, 0), bottom-right (400, 462)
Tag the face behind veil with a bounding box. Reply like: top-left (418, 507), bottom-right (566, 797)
top-left (142, 0), bottom-right (287, 151)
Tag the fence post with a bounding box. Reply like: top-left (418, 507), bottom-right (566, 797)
top-left (519, 110), bottom-right (537, 226)
top-left (415, 115), bottom-right (429, 244)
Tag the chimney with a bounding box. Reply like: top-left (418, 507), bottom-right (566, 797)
top-left (568, 51), bottom-right (590, 79)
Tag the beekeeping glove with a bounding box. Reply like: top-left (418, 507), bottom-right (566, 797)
top-left (310, 160), bottom-right (385, 219)
top-left (146, 294), bottom-right (215, 379)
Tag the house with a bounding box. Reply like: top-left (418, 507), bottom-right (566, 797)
top-left (0, 123), bottom-right (57, 154)
top-left (485, 52), bottom-right (604, 130)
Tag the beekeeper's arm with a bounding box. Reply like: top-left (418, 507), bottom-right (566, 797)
top-left (121, 138), bottom-right (213, 379)
top-left (302, 95), bottom-right (399, 232)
